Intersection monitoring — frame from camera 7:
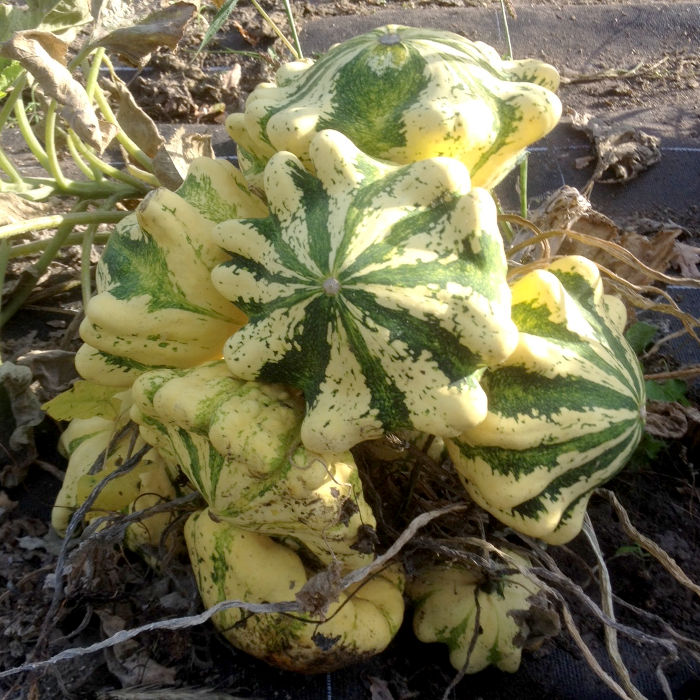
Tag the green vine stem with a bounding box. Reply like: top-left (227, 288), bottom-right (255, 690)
top-left (0, 145), bottom-right (24, 185)
top-left (81, 220), bottom-right (98, 309)
top-left (0, 201), bottom-right (89, 328)
top-left (8, 230), bottom-right (110, 259)
top-left (0, 71), bottom-right (27, 183)
top-left (65, 129), bottom-right (101, 180)
top-left (124, 164), bottom-right (160, 187)
top-left (79, 193), bottom-right (122, 309)
top-left (0, 210), bottom-right (126, 242)
top-left (68, 133), bottom-right (151, 194)
top-left (44, 101), bottom-right (70, 191)
top-left (281, 0), bottom-right (303, 60)
top-left (13, 88), bottom-right (50, 171)
top-left (95, 54), bottom-right (155, 173)
top-left (249, 0), bottom-right (300, 59)
top-left (519, 153), bottom-right (529, 219)
top-left (83, 46), bottom-right (104, 99)
top-left (500, 0), bottom-right (515, 61)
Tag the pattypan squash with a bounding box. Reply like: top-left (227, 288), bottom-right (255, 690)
top-left (185, 509), bottom-right (405, 672)
top-left (446, 256), bottom-right (646, 544)
top-left (226, 24), bottom-right (561, 191)
top-left (409, 549), bottom-right (542, 673)
top-left (50, 386), bottom-right (181, 563)
top-left (76, 157), bottom-right (266, 387)
top-left (211, 129), bottom-right (518, 453)
top-left (130, 361), bottom-right (377, 569)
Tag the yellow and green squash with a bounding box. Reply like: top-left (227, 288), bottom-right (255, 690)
top-left (227, 24), bottom-right (561, 191)
top-left (211, 129), bottom-right (518, 453)
top-left (76, 157), bottom-right (267, 387)
top-left (446, 256), bottom-right (646, 544)
top-left (409, 549), bottom-right (542, 673)
top-left (130, 361), bottom-right (377, 569)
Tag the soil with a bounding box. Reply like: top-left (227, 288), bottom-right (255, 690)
top-left (1, 2), bottom-right (699, 699)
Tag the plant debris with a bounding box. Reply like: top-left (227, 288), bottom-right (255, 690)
top-left (567, 108), bottom-right (661, 188)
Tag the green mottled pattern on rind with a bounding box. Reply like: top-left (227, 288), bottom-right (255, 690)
top-left (214, 132), bottom-right (514, 446)
top-left (315, 43), bottom-right (429, 154)
top-left (247, 25), bottom-right (559, 188)
top-left (482, 366), bottom-right (640, 422)
top-left (510, 423), bottom-right (642, 521)
top-left (99, 217), bottom-right (226, 319)
top-left (176, 171), bottom-right (243, 224)
top-left (457, 419), bottom-right (639, 482)
top-left (133, 366), bottom-right (299, 519)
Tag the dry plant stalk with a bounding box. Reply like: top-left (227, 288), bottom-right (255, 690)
top-left (596, 489), bottom-right (700, 598)
top-left (582, 516), bottom-right (646, 700)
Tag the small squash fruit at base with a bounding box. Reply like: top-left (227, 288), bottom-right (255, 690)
top-left (409, 550), bottom-right (543, 673)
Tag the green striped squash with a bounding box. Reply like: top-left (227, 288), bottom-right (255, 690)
top-left (227, 24), bottom-right (561, 191)
top-left (446, 256), bottom-right (646, 544)
top-left (76, 157), bottom-right (266, 386)
top-left (211, 129), bottom-right (518, 453)
top-left (131, 361), bottom-right (377, 569)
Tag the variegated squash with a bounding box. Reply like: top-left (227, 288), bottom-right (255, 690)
top-left (49, 385), bottom-right (182, 563)
top-left (446, 256), bottom-right (646, 544)
top-left (211, 129), bottom-right (518, 453)
top-left (227, 24), bottom-right (561, 191)
top-left (130, 361), bottom-right (377, 569)
top-left (76, 157), bottom-right (266, 387)
top-left (185, 509), bottom-right (405, 672)
top-left (409, 549), bottom-right (544, 673)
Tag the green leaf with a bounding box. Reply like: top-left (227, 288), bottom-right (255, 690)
top-left (197, 0), bottom-right (241, 55)
top-left (35, 0), bottom-right (91, 37)
top-left (612, 544), bottom-right (649, 560)
top-left (0, 59), bottom-right (22, 98)
top-left (624, 321), bottom-right (658, 354)
top-left (644, 378), bottom-right (688, 405)
top-left (42, 380), bottom-right (123, 421)
top-left (0, 1), bottom-right (91, 42)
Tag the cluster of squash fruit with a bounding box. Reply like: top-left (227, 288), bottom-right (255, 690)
top-left (46, 26), bottom-right (646, 674)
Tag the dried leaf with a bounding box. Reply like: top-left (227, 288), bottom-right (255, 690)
top-left (16, 348), bottom-right (77, 399)
top-left (0, 193), bottom-right (53, 227)
top-left (671, 241), bottom-right (700, 279)
top-left (568, 109), bottom-right (661, 186)
top-left (645, 400), bottom-right (700, 439)
top-left (102, 75), bottom-right (164, 158)
top-left (92, 1), bottom-right (197, 67)
top-left (219, 63), bottom-right (241, 93)
top-left (233, 19), bottom-right (261, 47)
top-left (530, 186), bottom-right (684, 285)
top-left (0, 361), bottom-right (43, 487)
top-left (295, 560), bottom-right (343, 617)
top-left (151, 127), bottom-right (214, 189)
top-left (368, 677), bottom-right (396, 700)
top-left (0, 30), bottom-right (104, 150)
